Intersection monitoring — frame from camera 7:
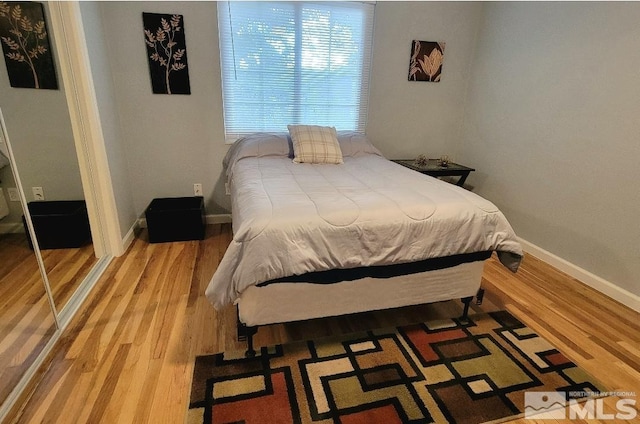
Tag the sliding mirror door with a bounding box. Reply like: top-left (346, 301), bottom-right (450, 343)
top-left (0, 1), bottom-right (98, 313)
top-left (0, 113), bottom-right (57, 412)
top-left (0, 2), bottom-right (113, 417)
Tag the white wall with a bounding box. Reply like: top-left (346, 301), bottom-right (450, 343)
top-left (79, 2), bottom-right (137, 239)
top-left (460, 2), bottom-right (640, 296)
top-left (93, 1), bottom-right (482, 217)
top-left (367, 2), bottom-right (483, 160)
top-left (97, 1), bottom-right (229, 216)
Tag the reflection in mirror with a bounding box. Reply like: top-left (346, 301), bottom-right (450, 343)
top-left (0, 136), bottom-right (57, 407)
top-left (35, 205), bottom-right (98, 309)
top-left (0, 1), bottom-right (98, 312)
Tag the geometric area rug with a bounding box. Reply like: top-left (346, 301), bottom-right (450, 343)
top-left (188, 311), bottom-right (605, 424)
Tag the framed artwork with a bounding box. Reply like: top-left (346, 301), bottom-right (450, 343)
top-left (143, 12), bottom-right (191, 95)
top-left (408, 40), bottom-right (445, 82)
top-left (0, 1), bottom-right (58, 89)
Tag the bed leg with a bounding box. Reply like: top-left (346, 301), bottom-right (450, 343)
top-left (245, 329), bottom-right (257, 358)
top-left (460, 296), bottom-right (473, 321)
top-left (237, 322), bottom-right (258, 358)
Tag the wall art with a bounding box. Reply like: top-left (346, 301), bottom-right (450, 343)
top-left (0, 1), bottom-right (58, 89)
top-left (408, 40), bottom-right (445, 82)
top-left (143, 12), bottom-right (190, 95)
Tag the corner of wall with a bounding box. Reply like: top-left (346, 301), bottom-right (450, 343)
top-left (456, 3), bottom-right (487, 161)
top-left (118, 218), bottom-right (140, 256)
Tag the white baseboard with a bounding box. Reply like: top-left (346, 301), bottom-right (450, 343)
top-left (206, 214), bottom-right (232, 224)
top-left (137, 213), bottom-right (232, 228)
top-left (120, 219), bottom-right (139, 255)
top-left (519, 238), bottom-right (640, 313)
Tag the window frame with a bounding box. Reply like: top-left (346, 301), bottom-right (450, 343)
top-left (217, 1), bottom-right (375, 143)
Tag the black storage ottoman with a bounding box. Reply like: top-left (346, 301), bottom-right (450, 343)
top-left (145, 197), bottom-right (205, 243)
top-left (26, 200), bottom-right (92, 249)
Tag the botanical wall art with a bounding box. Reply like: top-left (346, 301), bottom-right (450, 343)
top-left (408, 40), bottom-right (445, 82)
top-left (0, 1), bottom-right (57, 89)
top-left (143, 12), bottom-right (190, 95)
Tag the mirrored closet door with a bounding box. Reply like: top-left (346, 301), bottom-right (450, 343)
top-left (2, 90), bottom-right (99, 312)
top-left (0, 1), bottom-right (98, 314)
top-left (0, 114), bottom-right (57, 412)
top-left (0, 1), bottom-right (107, 415)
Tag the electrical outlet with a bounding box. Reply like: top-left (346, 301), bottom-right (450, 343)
top-left (194, 183), bottom-right (203, 197)
top-left (225, 183), bottom-right (230, 195)
top-left (32, 187), bottom-right (44, 200)
top-left (7, 187), bottom-right (20, 202)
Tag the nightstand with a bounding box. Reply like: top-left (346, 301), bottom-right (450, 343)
top-left (392, 159), bottom-right (475, 187)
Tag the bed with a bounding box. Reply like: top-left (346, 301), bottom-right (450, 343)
top-left (205, 130), bottom-right (523, 355)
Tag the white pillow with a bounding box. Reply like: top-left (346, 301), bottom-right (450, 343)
top-left (336, 131), bottom-right (384, 158)
top-left (287, 125), bottom-right (343, 164)
top-left (223, 132), bottom-right (292, 181)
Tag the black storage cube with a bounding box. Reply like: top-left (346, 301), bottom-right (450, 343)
top-left (145, 197), bottom-right (205, 243)
top-left (26, 200), bottom-right (92, 249)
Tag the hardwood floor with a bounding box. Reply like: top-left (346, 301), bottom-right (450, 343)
top-left (8, 224), bottom-right (640, 423)
top-left (0, 234), bottom-right (56, 406)
top-left (40, 241), bottom-right (98, 310)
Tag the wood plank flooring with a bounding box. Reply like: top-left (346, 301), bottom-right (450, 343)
top-left (40, 242), bottom-right (98, 311)
top-left (0, 232), bottom-right (97, 311)
top-left (0, 231), bottom-right (97, 409)
top-left (7, 224), bottom-right (640, 423)
top-left (0, 234), bottom-right (56, 406)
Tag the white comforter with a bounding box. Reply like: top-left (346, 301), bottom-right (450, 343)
top-left (206, 133), bottom-right (523, 309)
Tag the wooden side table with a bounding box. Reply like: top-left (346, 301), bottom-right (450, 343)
top-left (392, 159), bottom-right (475, 187)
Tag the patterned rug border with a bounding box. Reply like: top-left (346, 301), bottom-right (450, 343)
top-left (189, 311), bottom-right (607, 424)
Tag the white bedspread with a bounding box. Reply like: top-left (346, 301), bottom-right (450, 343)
top-left (206, 134), bottom-right (523, 309)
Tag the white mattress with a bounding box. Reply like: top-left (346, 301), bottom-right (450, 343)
top-left (237, 261), bottom-right (485, 326)
top-left (206, 133), bottom-right (523, 309)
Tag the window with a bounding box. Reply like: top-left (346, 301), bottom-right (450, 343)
top-left (217, 1), bottom-right (375, 141)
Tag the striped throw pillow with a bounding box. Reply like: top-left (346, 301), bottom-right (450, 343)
top-left (288, 125), bottom-right (344, 164)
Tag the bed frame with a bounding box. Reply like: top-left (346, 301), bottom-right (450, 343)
top-left (209, 134), bottom-right (522, 357)
top-left (234, 256), bottom-right (490, 357)
top-left (237, 295), bottom-right (483, 358)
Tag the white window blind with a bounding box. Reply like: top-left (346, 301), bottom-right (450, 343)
top-left (217, 1), bottom-right (375, 141)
